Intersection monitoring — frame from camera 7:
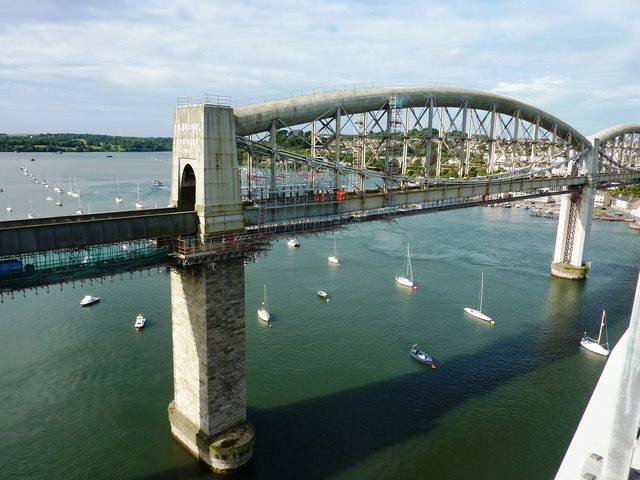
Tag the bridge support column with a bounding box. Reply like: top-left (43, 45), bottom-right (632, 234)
top-left (168, 258), bottom-right (254, 473)
top-left (550, 146), bottom-right (598, 280)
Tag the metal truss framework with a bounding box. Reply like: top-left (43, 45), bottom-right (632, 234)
top-left (233, 88), bottom-right (640, 203)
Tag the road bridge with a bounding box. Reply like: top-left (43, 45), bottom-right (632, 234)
top-left (1, 86), bottom-right (640, 473)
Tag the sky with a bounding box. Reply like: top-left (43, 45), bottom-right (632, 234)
top-left (1, 0), bottom-right (638, 138)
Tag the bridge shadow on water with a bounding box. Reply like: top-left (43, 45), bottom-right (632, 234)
top-left (130, 324), bottom-right (566, 480)
top-left (135, 272), bottom-right (634, 480)
top-left (238, 323), bottom-right (579, 480)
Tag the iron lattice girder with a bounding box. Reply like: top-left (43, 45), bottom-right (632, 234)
top-left (235, 86), bottom-right (593, 190)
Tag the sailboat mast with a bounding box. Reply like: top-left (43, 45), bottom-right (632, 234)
top-left (407, 243), bottom-right (413, 280)
top-left (596, 309), bottom-right (606, 344)
top-left (479, 272), bottom-right (484, 312)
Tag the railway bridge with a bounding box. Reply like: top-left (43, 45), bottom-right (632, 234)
top-left (1, 85), bottom-right (640, 473)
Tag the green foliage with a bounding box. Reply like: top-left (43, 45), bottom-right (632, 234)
top-left (611, 184), bottom-right (640, 198)
top-left (0, 133), bottom-right (172, 152)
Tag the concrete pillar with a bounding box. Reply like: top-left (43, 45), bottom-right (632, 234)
top-left (551, 144), bottom-right (598, 280)
top-left (168, 258), bottom-right (255, 473)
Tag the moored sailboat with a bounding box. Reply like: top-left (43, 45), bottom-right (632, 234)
top-left (395, 243), bottom-right (415, 289)
top-left (581, 309), bottom-right (609, 356)
top-left (115, 176), bottom-right (123, 204)
top-left (257, 284), bottom-right (271, 323)
top-left (135, 183), bottom-right (143, 209)
top-left (328, 234), bottom-right (340, 265)
top-left (464, 272), bottom-right (495, 325)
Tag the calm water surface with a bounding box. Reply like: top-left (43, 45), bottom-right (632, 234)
top-left (0, 152), bottom-right (639, 479)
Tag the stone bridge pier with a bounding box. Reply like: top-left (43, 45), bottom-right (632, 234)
top-left (168, 259), bottom-right (254, 473)
top-left (168, 100), bottom-right (255, 472)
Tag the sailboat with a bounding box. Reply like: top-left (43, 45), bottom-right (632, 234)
top-left (75, 190), bottom-right (82, 214)
top-left (395, 243), bottom-right (416, 289)
top-left (27, 195), bottom-right (35, 219)
top-left (46, 186), bottom-right (53, 202)
top-left (72, 177), bottom-right (79, 198)
top-left (53, 174), bottom-right (63, 193)
top-left (6, 194), bottom-right (12, 212)
top-left (328, 234), bottom-right (340, 265)
top-left (67, 175), bottom-right (74, 196)
top-left (115, 176), bottom-right (123, 204)
top-left (581, 309), bottom-right (609, 356)
top-left (55, 191), bottom-right (63, 207)
top-left (257, 284), bottom-right (271, 322)
top-left (135, 183), bottom-right (143, 209)
top-left (464, 272), bottom-right (495, 325)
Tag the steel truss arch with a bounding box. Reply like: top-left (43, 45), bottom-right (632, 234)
top-left (590, 124), bottom-right (640, 174)
top-left (233, 86), bottom-right (594, 198)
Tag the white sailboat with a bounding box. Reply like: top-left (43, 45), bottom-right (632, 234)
top-left (464, 272), bottom-right (495, 325)
top-left (55, 190), bottom-right (63, 207)
top-left (46, 186), bottom-right (53, 202)
top-left (328, 234), bottom-right (340, 265)
top-left (67, 175), bottom-right (74, 196)
top-left (135, 183), bottom-right (143, 209)
top-left (6, 194), bottom-right (12, 212)
top-left (581, 309), bottom-right (609, 356)
top-left (257, 284), bottom-right (271, 322)
top-left (27, 195), bottom-right (35, 219)
top-left (75, 190), bottom-right (82, 214)
top-left (115, 176), bottom-right (123, 204)
top-left (395, 243), bottom-right (416, 289)
top-left (72, 177), bottom-right (79, 198)
top-left (53, 174), bottom-right (63, 193)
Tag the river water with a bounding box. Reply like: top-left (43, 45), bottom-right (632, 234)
top-left (0, 152), bottom-right (639, 479)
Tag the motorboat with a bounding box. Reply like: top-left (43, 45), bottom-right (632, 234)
top-left (581, 309), bottom-right (609, 356)
top-left (463, 272), bottom-right (496, 325)
top-left (395, 243), bottom-right (415, 289)
top-left (151, 179), bottom-right (164, 187)
top-left (317, 290), bottom-right (329, 301)
top-left (411, 344), bottom-right (436, 368)
top-left (257, 284), bottom-right (271, 322)
top-left (287, 238), bottom-right (300, 247)
top-left (134, 313), bottom-right (146, 331)
top-left (80, 295), bottom-right (100, 306)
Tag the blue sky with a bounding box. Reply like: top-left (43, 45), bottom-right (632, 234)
top-left (1, 0), bottom-right (638, 137)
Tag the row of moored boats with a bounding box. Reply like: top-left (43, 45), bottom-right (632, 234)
top-left (270, 237), bottom-right (611, 364)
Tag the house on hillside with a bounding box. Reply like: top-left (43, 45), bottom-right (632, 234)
top-left (612, 194), bottom-right (635, 211)
top-left (594, 191), bottom-right (612, 208)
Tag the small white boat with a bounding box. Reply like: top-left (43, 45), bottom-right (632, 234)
top-left (257, 284), bottom-right (271, 322)
top-left (464, 272), bottom-right (495, 325)
top-left (317, 290), bottom-right (329, 301)
top-left (287, 238), bottom-right (300, 247)
top-left (395, 242), bottom-right (415, 289)
top-left (581, 309), bottom-right (609, 356)
top-left (80, 295), bottom-right (100, 306)
top-left (134, 313), bottom-right (146, 331)
top-left (328, 234), bottom-right (340, 265)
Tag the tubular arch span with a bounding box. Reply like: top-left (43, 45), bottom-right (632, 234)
top-left (234, 85), bottom-right (590, 149)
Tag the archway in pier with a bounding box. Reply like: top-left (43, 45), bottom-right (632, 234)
top-left (179, 164), bottom-right (196, 211)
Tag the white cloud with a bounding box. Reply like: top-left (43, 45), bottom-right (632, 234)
top-left (0, 0), bottom-right (637, 136)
